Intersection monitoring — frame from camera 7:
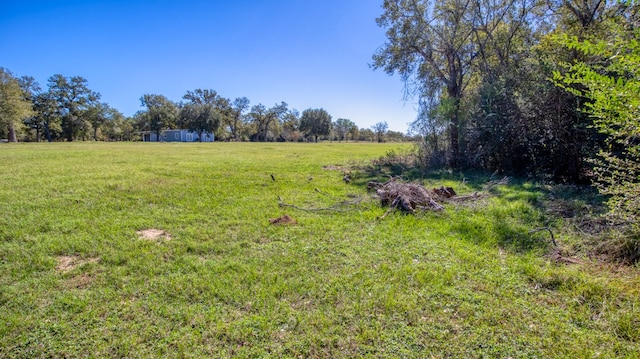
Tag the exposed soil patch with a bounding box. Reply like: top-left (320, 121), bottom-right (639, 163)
top-left (65, 273), bottom-right (95, 289)
top-left (322, 165), bottom-right (346, 171)
top-left (56, 255), bottom-right (99, 273)
top-left (269, 214), bottom-right (297, 225)
top-left (136, 228), bottom-right (172, 241)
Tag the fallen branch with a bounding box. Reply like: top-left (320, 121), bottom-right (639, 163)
top-left (529, 227), bottom-right (558, 247)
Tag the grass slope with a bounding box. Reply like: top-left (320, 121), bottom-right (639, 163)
top-left (1, 142), bottom-right (638, 358)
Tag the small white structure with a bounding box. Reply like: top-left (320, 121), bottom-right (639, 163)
top-left (141, 129), bottom-right (214, 142)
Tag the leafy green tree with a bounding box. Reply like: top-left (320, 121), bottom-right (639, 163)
top-left (84, 102), bottom-right (113, 141)
top-left (140, 94), bottom-right (177, 141)
top-left (18, 76), bottom-right (41, 141)
top-left (373, 0), bottom-right (478, 165)
top-left (227, 97), bottom-right (250, 140)
top-left (281, 109), bottom-right (301, 142)
top-left (33, 92), bottom-right (61, 142)
top-left (103, 111), bottom-right (134, 141)
top-left (372, 121), bottom-right (389, 143)
top-left (334, 118), bottom-right (356, 142)
top-left (179, 89), bottom-right (223, 141)
top-left (47, 74), bottom-right (100, 141)
top-left (18, 76), bottom-right (63, 142)
top-left (0, 68), bottom-right (32, 142)
top-left (348, 124), bottom-right (359, 142)
top-left (249, 102), bottom-right (288, 141)
top-left (554, 22), bottom-right (640, 228)
top-left (358, 128), bottom-right (375, 142)
top-left (374, 0), bottom-right (538, 167)
top-left (300, 108), bottom-right (332, 143)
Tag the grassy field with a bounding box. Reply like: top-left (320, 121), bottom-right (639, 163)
top-left (1, 142), bottom-right (639, 358)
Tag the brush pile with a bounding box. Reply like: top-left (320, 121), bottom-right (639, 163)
top-left (367, 178), bottom-right (484, 217)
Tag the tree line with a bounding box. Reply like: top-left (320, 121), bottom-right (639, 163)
top-left (0, 72), bottom-right (411, 143)
top-left (375, 0), bottom-right (637, 179)
top-left (374, 0), bottom-right (639, 230)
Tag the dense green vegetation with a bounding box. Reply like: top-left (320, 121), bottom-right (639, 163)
top-left (1, 143), bottom-right (638, 358)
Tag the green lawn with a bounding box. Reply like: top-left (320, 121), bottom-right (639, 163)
top-left (1, 142), bottom-right (638, 358)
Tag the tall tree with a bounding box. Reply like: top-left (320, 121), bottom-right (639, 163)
top-left (47, 74), bottom-right (100, 141)
top-left (334, 118), bottom-right (356, 141)
top-left (103, 111), bottom-right (134, 141)
top-left (227, 97), bottom-right (250, 140)
top-left (300, 108), bottom-right (332, 143)
top-left (140, 94), bottom-right (178, 141)
top-left (85, 102), bottom-right (113, 141)
top-left (281, 109), bottom-right (301, 141)
top-left (19, 76), bottom-right (46, 142)
top-left (372, 121), bottom-right (389, 143)
top-left (179, 89), bottom-right (224, 141)
top-left (32, 92), bottom-right (61, 142)
top-left (249, 102), bottom-right (288, 141)
top-left (374, 0), bottom-right (478, 166)
top-left (374, 0), bottom-right (536, 166)
top-left (0, 68), bottom-right (32, 142)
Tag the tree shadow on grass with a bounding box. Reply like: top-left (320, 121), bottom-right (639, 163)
top-left (346, 155), bottom-right (609, 255)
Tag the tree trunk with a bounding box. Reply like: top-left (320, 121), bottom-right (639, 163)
top-left (8, 124), bottom-right (17, 142)
top-left (449, 109), bottom-right (460, 168)
top-left (45, 123), bottom-right (52, 142)
top-left (447, 78), bottom-right (462, 168)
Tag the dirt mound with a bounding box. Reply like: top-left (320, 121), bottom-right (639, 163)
top-left (269, 214), bottom-right (297, 225)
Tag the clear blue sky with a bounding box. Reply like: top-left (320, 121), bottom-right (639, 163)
top-left (1, 0), bottom-right (418, 132)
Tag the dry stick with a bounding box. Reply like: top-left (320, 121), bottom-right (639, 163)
top-left (529, 227), bottom-right (558, 247)
top-left (278, 196), bottom-right (362, 212)
top-left (314, 188), bottom-right (329, 196)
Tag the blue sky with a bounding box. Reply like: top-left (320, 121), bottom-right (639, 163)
top-left (1, 0), bottom-right (418, 132)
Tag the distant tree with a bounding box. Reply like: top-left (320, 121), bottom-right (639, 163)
top-left (140, 94), bottom-right (178, 141)
top-left (18, 76), bottom-right (45, 142)
top-left (47, 74), bottom-right (100, 141)
top-left (249, 102), bottom-right (288, 141)
top-left (179, 89), bottom-right (223, 141)
top-left (227, 97), bottom-right (250, 140)
top-left (334, 118), bottom-right (356, 142)
top-left (85, 102), bottom-right (114, 141)
top-left (0, 68), bottom-right (32, 142)
top-left (103, 111), bottom-right (134, 141)
top-left (372, 121), bottom-right (389, 143)
top-left (19, 76), bottom-right (66, 142)
top-left (281, 109), bottom-right (301, 141)
top-left (300, 108), bottom-right (332, 143)
top-left (387, 130), bottom-right (408, 142)
top-left (348, 124), bottom-right (359, 142)
top-left (32, 92), bottom-right (60, 142)
top-left (358, 128), bottom-right (375, 142)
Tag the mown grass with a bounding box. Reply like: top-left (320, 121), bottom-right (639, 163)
top-left (1, 142), bottom-right (639, 358)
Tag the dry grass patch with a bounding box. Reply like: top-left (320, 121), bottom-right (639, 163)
top-left (136, 228), bottom-right (172, 241)
top-left (55, 255), bottom-right (99, 273)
